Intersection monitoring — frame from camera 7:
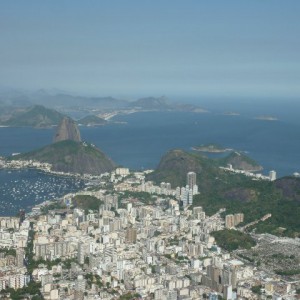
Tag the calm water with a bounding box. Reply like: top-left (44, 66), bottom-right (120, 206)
top-left (0, 110), bottom-right (300, 215)
top-left (82, 111), bottom-right (300, 177)
top-left (0, 169), bottom-right (85, 216)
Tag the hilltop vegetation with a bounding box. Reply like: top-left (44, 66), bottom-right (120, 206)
top-left (148, 149), bottom-right (300, 237)
top-left (7, 115), bottom-right (116, 175)
top-left (147, 149), bottom-right (211, 187)
top-left (2, 105), bottom-right (65, 128)
top-left (193, 143), bottom-right (232, 153)
top-left (219, 151), bottom-right (262, 171)
top-left (211, 229), bottom-right (256, 251)
top-left (77, 115), bottom-right (107, 126)
top-left (72, 195), bottom-right (104, 212)
top-left (11, 140), bottom-right (116, 175)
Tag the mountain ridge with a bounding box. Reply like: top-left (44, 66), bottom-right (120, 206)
top-left (2, 105), bottom-right (65, 128)
top-left (147, 149), bottom-right (300, 237)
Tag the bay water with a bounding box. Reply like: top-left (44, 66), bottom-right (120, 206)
top-left (0, 110), bottom-right (300, 216)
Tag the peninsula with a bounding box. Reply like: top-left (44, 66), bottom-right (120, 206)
top-left (9, 117), bottom-right (116, 175)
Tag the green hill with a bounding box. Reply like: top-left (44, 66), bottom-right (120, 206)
top-left (212, 229), bottom-right (256, 251)
top-left (147, 149), bottom-right (212, 187)
top-left (72, 195), bottom-right (104, 212)
top-left (2, 105), bottom-right (65, 128)
top-left (148, 149), bottom-right (300, 237)
top-left (11, 140), bottom-right (116, 175)
top-left (219, 151), bottom-right (262, 171)
top-left (77, 115), bottom-right (107, 126)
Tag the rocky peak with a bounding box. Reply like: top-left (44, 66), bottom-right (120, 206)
top-left (54, 117), bottom-right (81, 143)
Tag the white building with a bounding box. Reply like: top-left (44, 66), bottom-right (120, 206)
top-left (269, 170), bottom-right (276, 181)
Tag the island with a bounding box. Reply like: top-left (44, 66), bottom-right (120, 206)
top-left (222, 112), bottom-right (240, 116)
top-left (255, 115), bottom-right (278, 121)
top-left (192, 143), bottom-right (233, 153)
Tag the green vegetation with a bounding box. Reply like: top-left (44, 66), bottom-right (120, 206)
top-left (237, 253), bottom-right (255, 263)
top-left (3, 105), bottom-right (64, 128)
top-left (193, 143), bottom-right (229, 152)
top-left (251, 285), bottom-right (262, 295)
top-left (85, 273), bottom-right (103, 288)
top-left (62, 258), bottom-right (77, 269)
top-left (153, 230), bottom-right (161, 237)
top-left (78, 115), bottom-right (107, 126)
top-left (168, 237), bottom-right (179, 245)
top-left (219, 151), bottom-right (261, 170)
top-left (211, 229), bottom-right (256, 251)
top-left (147, 150), bottom-right (211, 187)
top-left (119, 293), bottom-right (141, 300)
top-left (12, 140), bottom-right (116, 175)
top-left (0, 282), bottom-right (42, 300)
top-left (118, 191), bottom-right (155, 205)
top-left (28, 257), bottom-right (77, 273)
top-left (271, 253), bottom-right (295, 260)
top-left (40, 201), bottom-right (67, 214)
top-left (29, 258), bottom-right (62, 270)
top-left (148, 149), bottom-right (300, 237)
top-left (73, 194), bottom-right (104, 212)
top-left (25, 227), bottom-right (75, 272)
top-left (275, 269), bottom-right (300, 276)
top-left (0, 248), bottom-right (16, 257)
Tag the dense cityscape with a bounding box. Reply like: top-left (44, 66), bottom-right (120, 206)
top-left (0, 166), bottom-right (299, 300)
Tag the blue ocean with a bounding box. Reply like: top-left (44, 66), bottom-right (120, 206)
top-left (0, 108), bottom-right (300, 215)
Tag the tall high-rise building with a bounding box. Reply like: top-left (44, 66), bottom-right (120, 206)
top-left (180, 187), bottom-right (188, 207)
top-left (269, 170), bottom-right (276, 181)
top-left (77, 243), bottom-right (85, 265)
top-left (187, 172), bottom-right (197, 188)
top-left (16, 249), bottom-right (24, 268)
top-left (126, 227), bottom-right (137, 243)
top-left (188, 188), bottom-right (193, 205)
top-left (234, 213), bottom-right (244, 225)
top-left (76, 275), bottom-right (86, 291)
top-left (225, 213), bottom-right (244, 228)
top-left (74, 275), bottom-right (85, 300)
top-left (225, 214), bottom-right (235, 229)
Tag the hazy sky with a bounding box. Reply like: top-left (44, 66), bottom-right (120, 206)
top-left (1, 0), bottom-right (299, 98)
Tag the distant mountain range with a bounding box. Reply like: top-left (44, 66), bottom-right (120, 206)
top-left (0, 105), bottom-right (107, 128)
top-left (0, 88), bottom-right (207, 116)
top-left (1, 105), bottom-right (65, 128)
top-left (129, 96), bottom-right (171, 110)
top-left (0, 88), bottom-right (127, 110)
top-left (128, 96), bottom-right (207, 112)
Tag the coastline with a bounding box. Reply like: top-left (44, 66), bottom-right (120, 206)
top-left (0, 159), bottom-right (102, 181)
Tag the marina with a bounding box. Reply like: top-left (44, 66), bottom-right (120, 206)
top-left (0, 169), bottom-right (86, 216)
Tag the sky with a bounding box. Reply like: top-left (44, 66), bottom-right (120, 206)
top-left (0, 0), bottom-right (300, 99)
